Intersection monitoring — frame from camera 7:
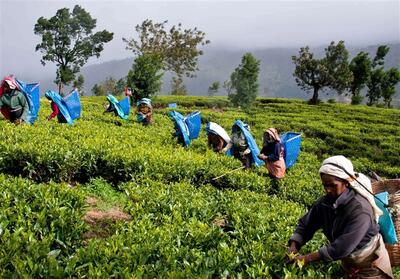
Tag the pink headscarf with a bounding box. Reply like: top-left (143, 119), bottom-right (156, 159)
top-left (1, 76), bottom-right (19, 93)
top-left (265, 128), bottom-right (281, 142)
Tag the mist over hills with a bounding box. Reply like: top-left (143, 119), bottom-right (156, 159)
top-left (35, 43), bottom-right (400, 102)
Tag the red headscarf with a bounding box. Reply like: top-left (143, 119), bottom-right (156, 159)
top-left (0, 76), bottom-right (20, 119)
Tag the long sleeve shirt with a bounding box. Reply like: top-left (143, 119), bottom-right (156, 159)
top-left (48, 101), bottom-right (59, 120)
top-left (289, 188), bottom-right (379, 262)
top-left (260, 142), bottom-right (283, 161)
top-left (0, 90), bottom-right (28, 122)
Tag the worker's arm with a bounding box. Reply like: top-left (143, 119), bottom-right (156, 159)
top-left (221, 142), bottom-right (233, 153)
top-left (18, 92), bottom-right (29, 122)
top-left (48, 102), bottom-right (59, 120)
top-left (318, 212), bottom-right (371, 262)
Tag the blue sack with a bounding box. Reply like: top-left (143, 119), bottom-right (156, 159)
top-left (168, 103), bottom-right (177, 108)
top-left (119, 97), bottom-right (130, 116)
top-left (169, 111), bottom-right (190, 147)
top-left (107, 94), bottom-right (130, 120)
top-left (45, 90), bottom-right (74, 124)
top-left (280, 132), bottom-right (302, 169)
top-left (63, 90), bottom-right (81, 120)
top-left (184, 111), bottom-right (201, 140)
top-left (16, 80), bottom-right (40, 124)
top-left (375, 192), bottom-right (398, 244)
top-left (227, 120), bottom-right (264, 167)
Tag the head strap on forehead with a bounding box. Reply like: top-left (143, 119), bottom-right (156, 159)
top-left (319, 156), bottom-right (386, 218)
top-left (265, 128), bottom-right (280, 142)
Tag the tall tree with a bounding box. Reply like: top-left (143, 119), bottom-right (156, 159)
top-left (208, 81), bottom-right (220, 96)
top-left (123, 19), bottom-right (210, 95)
top-left (366, 68), bottom-right (385, 106)
top-left (381, 68), bottom-right (400, 108)
top-left (223, 80), bottom-right (234, 95)
top-left (292, 41), bottom-right (352, 104)
top-left (292, 46), bottom-right (328, 104)
top-left (228, 53), bottom-right (260, 110)
top-left (126, 53), bottom-right (164, 102)
top-left (348, 52), bottom-right (371, 104)
top-left (73, 74), bottom-right (85, 95)
top-left (91, 84), bottom-right (104, 96)
top-left (372, 45), bottom-right (390, 68)
top-left (115, 78), bottom-right (127, 96)
top-left (102, 77), bottom-right (119, 95)
top-left (324, 41), bottom-right (352, 94)
top-left (366, 45), bottom-right (399, 107)
top-left (91, 77), bottom-right (124, 96)
top-left (34, 5), bottom-right (113, 94)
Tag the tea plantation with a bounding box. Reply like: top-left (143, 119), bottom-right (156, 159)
top-left (0, 96), bottom-right (399, 278)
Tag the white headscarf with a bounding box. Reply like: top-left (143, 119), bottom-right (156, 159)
top-left (5, 79), bottom-right (16, 90)
top-left (319, 155), bottom-right (382, 221)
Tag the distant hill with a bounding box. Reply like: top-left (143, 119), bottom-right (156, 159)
top-left (42, 43), bottom-right (400, 103)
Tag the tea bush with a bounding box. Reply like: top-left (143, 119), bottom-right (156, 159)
top-left (0, 95), bottom-right (399, 277)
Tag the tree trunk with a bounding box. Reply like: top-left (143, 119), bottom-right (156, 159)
top-left (310, 87), bottom-right (319, 105)
top-left (58, 82), bottom-right (64, 96)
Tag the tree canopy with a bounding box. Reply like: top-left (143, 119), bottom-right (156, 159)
top-left (123, 19), bottom-right (210, 95)
top-left (34, 5), bottom-right (113, 94)
top-left (292, 41), bottom-right (352, 104)
top-left (126, 53), bottom-right (164, 102)
top-left (228, 53), bottom-right (260, 110)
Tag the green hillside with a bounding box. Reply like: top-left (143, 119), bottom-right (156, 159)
top-left (0, 96), bottom-right (399, 277)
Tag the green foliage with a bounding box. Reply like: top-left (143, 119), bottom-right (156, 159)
top-left (324, 41), bottom-right (352, 94)
top-left (348, 52), bottom-right (372, 104)
top-left (380, 68), bottom-right (400, 108)
top-left (228, 53), bottom-right (260, 110)
top-left (91, 83), bottom-right (104, 96)
top-left (170, 76), bottom-right (188, 96)
top-left (73, 74), bottom-right (85, 96)
top-left (0, 175), bottom-right (86, 276)
top-left (292, 41), bottom-right (352, 105)
top-left (0, 96), bottom-right (399, 277)
top-left (366, 45), bottom-right (400, 107)
top-left (208, 81), bottom-right (220, 96)
top-left (92, 76), bottom-right (125, 96)
top-left (367, 68), bottom-right (386, 106)
top-left (115, 78), bottom-right (127, 95)
top-left (81, 178), bottom-right (129, 211)
top-left (127, 53), bottom-right (164, 102)
top-left (123, 19), bottom-right (210, 94)
top-left (68, 181), bottom-right (340, 277)
top-left (34, 5), bottom-right (113, 94)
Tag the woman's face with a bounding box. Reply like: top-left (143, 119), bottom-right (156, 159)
top-left (3, 82), bottom-right (11, 93)
top-left (263, 133), bottom-right (274, 144)
top-left (320, 173), bottom-right (348, 199)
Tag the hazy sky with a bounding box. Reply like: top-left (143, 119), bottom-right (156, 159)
top-left (0, 0), bottom-right (399, 78)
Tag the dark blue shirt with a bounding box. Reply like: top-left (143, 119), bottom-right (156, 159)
top-left (290, 188), bottom-right (379, 261)
top-left (260, 142), bottom-right (283, 161)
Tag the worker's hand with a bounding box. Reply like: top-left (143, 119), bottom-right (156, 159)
top-left (285, 241), bottom-right (299, 264)
top-left (14, 119), bottom-right (23, 125)
top-left (258, 154), bottom-right (267, 161)
top-left (293, 255), bottom-right (309, 267)
top-left (292, 252), bottom-right (321, 267)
